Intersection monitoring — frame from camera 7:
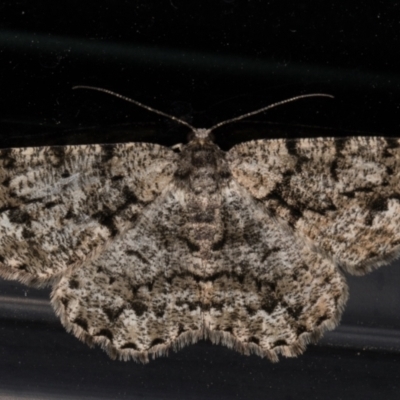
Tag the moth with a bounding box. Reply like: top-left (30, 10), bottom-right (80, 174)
top-left (1, 87), bottom-right (399, 363)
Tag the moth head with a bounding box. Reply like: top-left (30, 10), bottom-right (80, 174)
top-left (72, 86), bottom-right (333, 143)
top-left (186, 129), bottom-right (215, 145)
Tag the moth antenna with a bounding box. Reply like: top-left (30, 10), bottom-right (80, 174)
top-left (73, 87), bottom-right (333, 137)
top-left (72, 85), bottom-right (197, 131)
top-left (208, 93), bottom-right (334, 132)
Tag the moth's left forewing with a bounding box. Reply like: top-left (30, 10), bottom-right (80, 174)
top-left (228, 137), bottom-right (400, 275)
top-left (109, 143), bottom-right (179, 203)
top-left (0, 142), bottom-right (178, 286)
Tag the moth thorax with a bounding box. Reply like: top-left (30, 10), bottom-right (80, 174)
top-left (190, 168), bottom-right (218, 194)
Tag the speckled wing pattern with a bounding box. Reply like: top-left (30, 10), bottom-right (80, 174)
top-left (0, 136), bottom-right (399, 363)
top-left (0, 143), bottom-right (178, 286)
top-left (229, 137), bottom-right (400, 274)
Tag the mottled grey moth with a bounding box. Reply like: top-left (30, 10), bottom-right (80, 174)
top-left (1, 88), bottom-right (398, 363)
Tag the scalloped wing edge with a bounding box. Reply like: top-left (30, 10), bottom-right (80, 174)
top-left (50, 280), bottom-right (349, 363)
